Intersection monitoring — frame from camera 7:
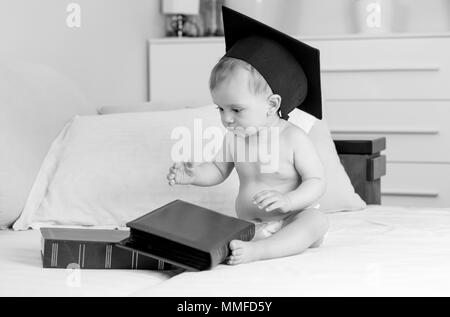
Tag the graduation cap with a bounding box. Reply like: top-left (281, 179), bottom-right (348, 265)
top-left (221, 6), bottom-right (322, 120)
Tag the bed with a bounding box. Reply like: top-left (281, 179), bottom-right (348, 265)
top-left (135, 205), bottom-right (450, 297)
top-left (1, 57), bottom-right (449, 297)
top-left (1, 205), bottom-right (449, 297)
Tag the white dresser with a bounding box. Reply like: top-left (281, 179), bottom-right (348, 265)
top-left (147, 33), bottom-right (450, 207)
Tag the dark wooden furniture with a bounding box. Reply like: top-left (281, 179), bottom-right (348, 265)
top-left (334, 137), bottom-right (386, 205)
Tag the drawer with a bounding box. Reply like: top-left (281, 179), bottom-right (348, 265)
top-left (322, 71), bottom-right (450, 100)
top-left (308, 37), bottom-right (450, 68)
top-left (380, 162), bottom-right (450, 207)
top-left (308, 37), bottom-right (450, 99)
top-left (327, 101), bottom-right (450, 163)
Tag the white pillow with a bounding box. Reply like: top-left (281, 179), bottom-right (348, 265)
top-left (97, 100), bottom-right (207, 114)
top-left (0, 59), bottom-right (92, 229)
top-left (13, 106), bottom-right (239, 230)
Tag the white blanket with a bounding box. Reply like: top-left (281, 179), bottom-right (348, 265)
top-left (0, 229), bottom-right (172, 296)
top-left (134, 205), bottom-right (450, 297)
top-left (2, 205), bottom-right (450, 296)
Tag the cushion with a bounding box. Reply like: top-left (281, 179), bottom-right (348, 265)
top-left (13, 105), bottom-right (365, 230)
top-left (0, 59), bottom-right (92, 229)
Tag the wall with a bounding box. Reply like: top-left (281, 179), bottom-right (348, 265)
top-left (0, 0), bottom-right (165, 108)
top-left (223, 0), bottom-right (450, 35)
top-left (1, 0), bottom-right (449, 107)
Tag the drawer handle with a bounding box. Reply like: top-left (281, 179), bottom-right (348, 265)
top-left (326, 98), bottom-right (450, 102)
top-left (323, 65), bottom-right (440, 73)
top-left (382, 189), bottom-right (439, 197)
top-left (331, 127), bottom-right (439, 135)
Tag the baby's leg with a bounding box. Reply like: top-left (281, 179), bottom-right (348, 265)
top-left (228, 209), bottom-right (328, 265)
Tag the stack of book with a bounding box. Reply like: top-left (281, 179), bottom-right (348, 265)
top-left (40, 200), bottom-right (255, 271)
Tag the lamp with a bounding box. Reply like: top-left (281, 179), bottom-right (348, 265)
top-left (162, 0), bottom-right (200, 37)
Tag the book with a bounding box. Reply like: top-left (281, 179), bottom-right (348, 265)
top-left (117, 200), bottom-right (255, 271)
top-left (40, 228), bottom-right (172, 270)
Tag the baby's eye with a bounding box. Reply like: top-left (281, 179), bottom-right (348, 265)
top-left (232, 109), bottom-right (241, 113)
top-left (216, 106), bottom-right (224, 112)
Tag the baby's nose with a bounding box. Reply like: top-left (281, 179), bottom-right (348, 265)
top-left (223, 114), bottom-right (234, 124)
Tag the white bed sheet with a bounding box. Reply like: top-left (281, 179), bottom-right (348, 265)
top-left (132, 205), bottom-right (450, 297)
top-left (2, 205), bottom-right (450, 297)
top-left (0, 229), bottom-right (172, 296)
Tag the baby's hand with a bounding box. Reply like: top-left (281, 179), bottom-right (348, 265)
top-left (252, 190), bottom-right (292, 213)
top-left (167, 162), bottom-right (197, 186)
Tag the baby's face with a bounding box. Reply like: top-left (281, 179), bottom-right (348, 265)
top-left (211, 68), bottom-right (271, 137)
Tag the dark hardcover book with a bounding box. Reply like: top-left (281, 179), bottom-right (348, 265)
top-left (333, 137), bottom-right (386, 155)
top-left (40, 228), bottom-right (172, 270)
top-left (117, 200), bottom-right (255, 271)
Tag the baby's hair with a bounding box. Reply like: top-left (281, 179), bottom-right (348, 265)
top-left (209, 57), bottom-right (273, 97)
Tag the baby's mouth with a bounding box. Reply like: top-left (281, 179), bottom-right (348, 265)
top-left (227, 126), bottom-right (266, 137)
top-left (227, 126), bottom-right (247, 137)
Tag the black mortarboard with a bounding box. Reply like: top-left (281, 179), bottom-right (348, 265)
top-left (221, 6), bottom-right (322, 120)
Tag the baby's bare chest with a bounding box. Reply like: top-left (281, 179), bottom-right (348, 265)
top-left (232, 136), bottom-right (297, 181)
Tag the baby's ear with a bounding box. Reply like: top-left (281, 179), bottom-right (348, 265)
top-left (268, 94), bottom-right (281, 115)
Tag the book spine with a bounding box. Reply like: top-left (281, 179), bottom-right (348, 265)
top-left (237, 224), bottom-right (256, 242)
top-left (209, 224), bottom-right (256, 268)
top-left (42, 240), bottom-right (172, 270)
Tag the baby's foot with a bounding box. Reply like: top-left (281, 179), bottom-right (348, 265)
top-left (227, 240), bottom-right (261, 265)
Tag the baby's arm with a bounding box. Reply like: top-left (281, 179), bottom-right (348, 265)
top-left (252, 128), bottom-right (325, 213)
top-left (285, 128), bottom-right (326, 211)
top-left (190, 160), bottom-right (234, 186)
top-left (193, 134), bottom-right (235, 186)
top-left (168, 133), bottom-right (234, 187)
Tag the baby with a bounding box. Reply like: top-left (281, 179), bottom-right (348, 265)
top-left (166, 57), bottom-right (329, 265)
